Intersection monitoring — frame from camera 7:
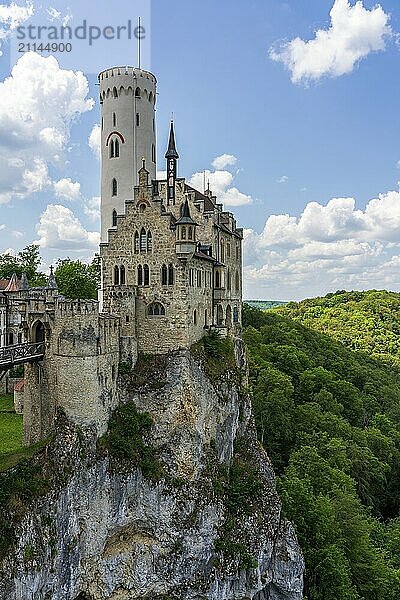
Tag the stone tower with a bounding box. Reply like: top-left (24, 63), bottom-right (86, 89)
top-left (99, 66), bottom-right (157, 241)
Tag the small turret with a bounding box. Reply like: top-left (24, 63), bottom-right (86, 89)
top-left (165, 120), bottom-right (179, 205)
top-left (47, 266), bottom-right (58, 290)
top-left (138, 157), bottom-right (149, 188)
top-left (175, 198), bottom-right (197, 257)
top-left (19, 272), bottom-right (29, 291)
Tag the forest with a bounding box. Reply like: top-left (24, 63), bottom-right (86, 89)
top-left (243, 295), bottom-right (400, 600)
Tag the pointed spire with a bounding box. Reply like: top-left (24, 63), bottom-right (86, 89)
top-left (165, 120), bottom-right (179, 159)
top-left (47, 265), bottom-right (58, 290)
top-left (19, 272), bottom-right (29, 291)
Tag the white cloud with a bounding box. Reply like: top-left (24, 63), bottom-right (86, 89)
top-left (0, 1), bottom-right (34, 56)
top-left (269, 0), bottom-right (391, 84)
top-left (35, 204), bottom-right (100, 251)
top-left (212, 154), bottom-right (237, 170)
top-left (47, 6), bottom-right (72, 27)
top-left (277, 175), bottom-right (288, 184)
top-left (0, 52), bottom-right (93, 204)
top-left (54, 178), bottom-right (81, 201)
top-left (244, 190), bottom-right (400, 300)
top-left (88, 123), bottom-right (101, 160)
top-left (189, 158), bottom-right (253, 207)
top-left (83, 196), bottom-right (100, 222)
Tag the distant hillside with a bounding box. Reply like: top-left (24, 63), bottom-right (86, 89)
top-left (277, 290), bottom-right (400, 366)
top-left (245, 300), bottom-right (287, 310)
top-left (243, 303), bottom-right (400, 600)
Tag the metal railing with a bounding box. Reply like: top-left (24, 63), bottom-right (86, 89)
top-left (0, 342), bottom-right (45, 372)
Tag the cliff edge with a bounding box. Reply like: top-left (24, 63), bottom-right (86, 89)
top-left (0, 338), bottom-right (304, 599)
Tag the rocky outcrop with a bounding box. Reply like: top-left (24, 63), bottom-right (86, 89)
top-left (0, 340), bottom-right (304, 599)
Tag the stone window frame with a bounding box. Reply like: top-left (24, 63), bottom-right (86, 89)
top-left (148, 302), bottom-right (165, 317)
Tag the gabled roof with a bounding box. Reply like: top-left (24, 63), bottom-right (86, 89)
top-left (14, 378), bottom-right (24, 392)
top-left (5, 273), bottom-right (19, 292)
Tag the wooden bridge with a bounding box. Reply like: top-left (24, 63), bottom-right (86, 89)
top-left (0, 342), bottom-right (45, 379)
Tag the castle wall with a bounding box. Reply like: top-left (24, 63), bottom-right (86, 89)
top-left (50, 302), bottom-right (121, 435)
top-left (23, 300), bottom-right (122, 443)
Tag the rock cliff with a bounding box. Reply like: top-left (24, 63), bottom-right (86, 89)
top-left (0, 339), bottom-right (304, 599)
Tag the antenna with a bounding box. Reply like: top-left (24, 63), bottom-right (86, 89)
top-left (138, 16), bottom-right (141, 69)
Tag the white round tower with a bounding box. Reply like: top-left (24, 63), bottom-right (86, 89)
top-left (98, 66), bottom-right (157, 242)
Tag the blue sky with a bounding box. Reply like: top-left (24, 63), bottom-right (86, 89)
top-left (0, 0), bottom-right (399, 300)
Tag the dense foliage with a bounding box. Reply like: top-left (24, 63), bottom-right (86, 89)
top-left (243, 303), bottom-right (400, 600)
top-left (54, 257), bottom-right (100, 300)
top-left (279, 290), bottom-right (400, 366)
top-left (98, 400), bottom-right (163, 481)
top-left (0, 245), bottom-right (46, 287)
top-left (0, 245), bottom-right (100, 300)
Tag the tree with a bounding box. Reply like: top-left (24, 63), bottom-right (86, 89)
top-left (0, 244), bottom-right (45, 285)
top-left (55, 257), bottom-right (100, 300)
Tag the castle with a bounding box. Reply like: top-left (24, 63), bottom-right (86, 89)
top-left (0, 66), bottom-right (243, 445)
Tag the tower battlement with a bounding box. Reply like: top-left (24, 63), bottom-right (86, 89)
top-left (98, 66), bottom-right (157, 84)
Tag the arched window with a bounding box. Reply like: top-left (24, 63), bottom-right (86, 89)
top-left (193, 310), bottom-right (197, 325)
top-left (112, 178), bottom-right (117, 196)
top-left (135, 87), bottom-right (141, 98)
top-left (161, 264), bottom-right (168, 286)
top-left (181, 226), bottom-right (186, 240)
top-left (227, 270), bottom-right (231, 291)
top-left (137, 265), bottom-right (143, 286)
top-left (233, 306), bottom-right (239, 324)
top-left (7, 332), bottom-right (14, 346)
top-left (110, 139), bottom-right (115, 158)
top-left (120, 265), bottom-right (126, 285)
top-left (220, 240), bottom-right (225, 262)
top-left (235, 271), bottom-right (240, 292)
top-left (188, 226), bottom-right (193, 240)
top-left (115, 138), bottom-right (120, 157)
top-left (215, 270), bottom-right (220, 289)
top-left (134, 231), bottom-right (139, 253)
top-left (148, 302), bottom-right (165, 317)
top-left (140, 228), bottom-right (147, 252)
top-left (113, 112), bottom-right (116, 126)
top-left (144, 264), bottom-right (149, 286)
top-left (114, 266), bottom-right (120, 285)
top-left (113, 86), bottom-right (118, 98)
top-left (112, 209), bottom-right (117, 227)
top-left (168, 264), bottom-right (174, 285)
top-left (217, 305), bottom-right (224, 326)
top-left (147, 231), bottom-right (152, 253)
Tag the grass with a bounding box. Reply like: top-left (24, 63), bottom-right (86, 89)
top-left (0, 393), bottom-right (23, 462)
top-left (0, 393), bottom-right (14, 412)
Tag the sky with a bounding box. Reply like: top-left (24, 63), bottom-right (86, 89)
top-left (0, 0), bottom-right (399, 301)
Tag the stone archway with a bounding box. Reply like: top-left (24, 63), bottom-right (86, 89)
top-left (32, 320), bottom-right (45, 343)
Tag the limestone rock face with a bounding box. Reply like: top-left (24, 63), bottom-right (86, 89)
top-left (0, 342), bottom-right (304, 599)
